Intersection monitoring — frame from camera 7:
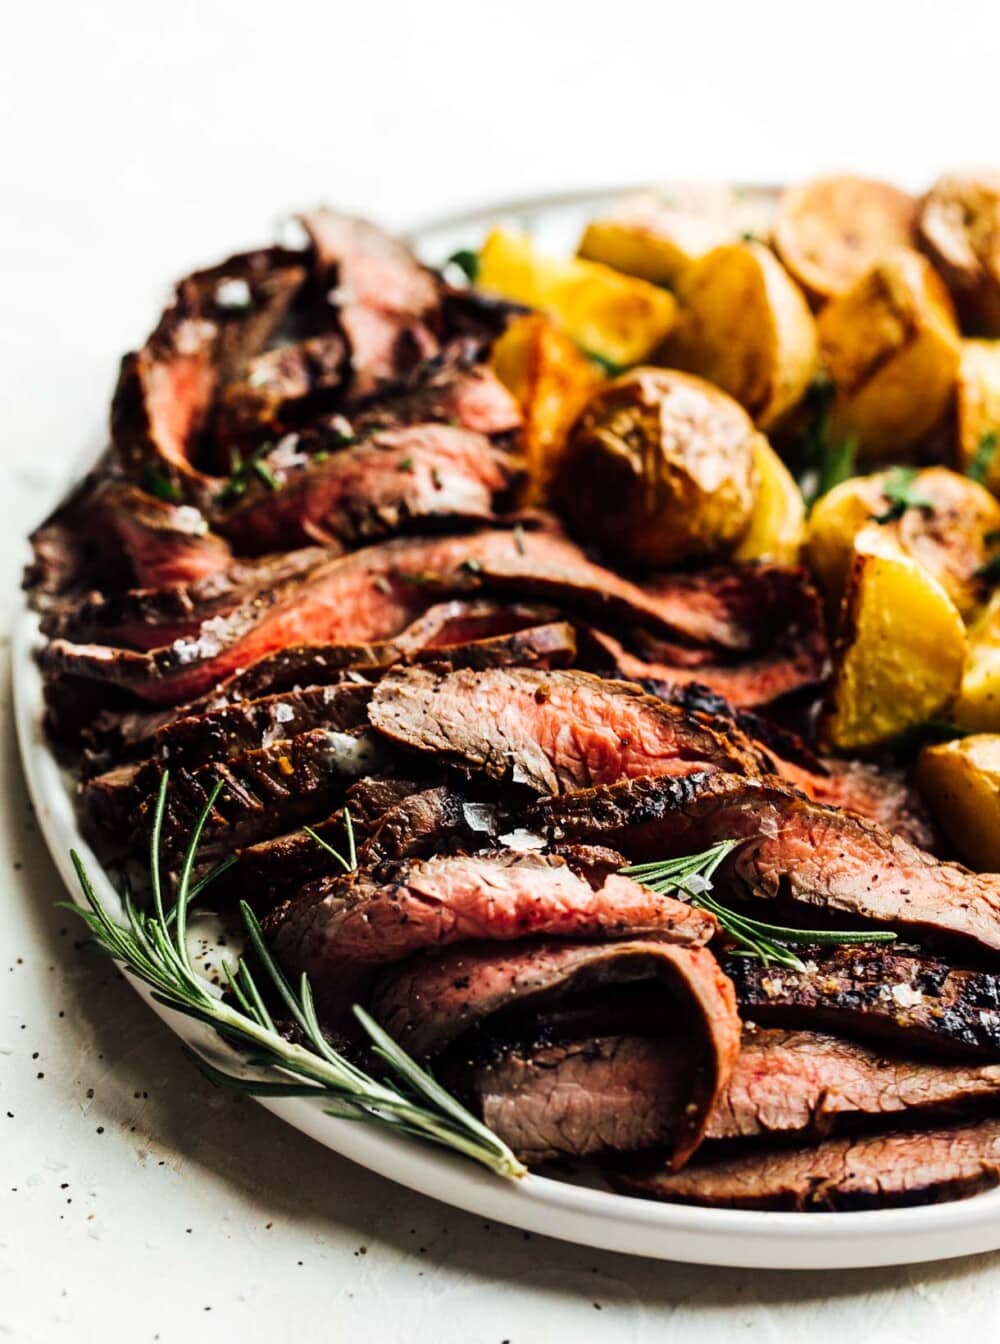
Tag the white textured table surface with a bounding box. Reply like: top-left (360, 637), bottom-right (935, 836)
top-left (5, 2), bottom-right (1000, 1338)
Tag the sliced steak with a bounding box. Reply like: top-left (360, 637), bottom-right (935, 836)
top-left (369, 666), bottom-right (766, 794)
top-left (111, 248), bottom-right (306, 507)
top-left (526, 773), bottom-right (1000, 961)
top-left (727, 948), bottom-right (1000, 1058)
top-left (83, 682), bottom-right (373, 831)
top-left (707, 1028), bottom-right (1000, 1141)
top-left (27, 477), bottom-right (232, 603)
top-left (46, 546), bottom-right (328, 650)
top-left (613, 1116), bottom-right (1000, 1210)
top-left (301, 209), bottom-right (440, 397)
top-left (213, 332), bottom-right (347, 443)
top-left (351, 356), bottom-right (522, 440)
top-left (370, 936), bottom-right (740, 1166)
top-left (217, 424), bottom-right (522, 553)
top-left (265, 849), bottom-right (718, 1011)
top-left (129, 725), bottom-right (385, 859)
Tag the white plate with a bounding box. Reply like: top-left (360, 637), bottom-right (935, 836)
top-left (14, 187), bottom-right (1000, 1269)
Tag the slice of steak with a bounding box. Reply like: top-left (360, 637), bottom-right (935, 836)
top-left (129, 725), bottom-right (385, 859)
top-left (301, 210), bottom-right (441, 397)
top-left (46, 546), bottom-right (328, 650)
top-left (213, 332), bottom-right (347, 444)
top-left (726, 948), bottom-right (1000, 1058)
top-left (350, 355), bottom-right (522, 440)
top-left (216, 424), bottom-right (522, 553)
top-left (584, 628), bottom-right (827, 711)
top-left (44, 524), bottom-right (766, 707)
top-left (265, 849), bottom-right (718, 1011)
top-left (612, 1116), bottom-right (1000, 1210)
top-left (83, 683), bottom-right (374, 831)
top-left (369, 666), bottom-right (767, 794)
top-left (370, 936), bottom-right (740, 1167)
top-left (112, 247), bottom-right (307, 507)
top-left (237, 779), bottom-right (438, 892)
top-left (707, 1028), bottom-right (1000, 1141)
top-left (468, 1036), bottom-right (694, 1165)
top-left (525, 773), bottom-right (1000, 961)
top-left (27, 476), bottom-right (232, 604)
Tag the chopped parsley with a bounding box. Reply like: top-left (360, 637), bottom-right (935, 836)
top-left (140, 464), bottom-right (182, 504)
top-left (869, 467), bottom-right (935, 525)
top-left (968, 431), bottom-right (998, 485)
top-left (446, 249), bottom-right (479, 283)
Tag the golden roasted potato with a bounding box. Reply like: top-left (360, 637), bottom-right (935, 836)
top-left (919, 174), bottom-right (1000, 334)
top-left (807, 466), bottom-right (1000, 618)
top-left (917, 734), bottom-right (1000, 870)
top-left (822, 527), bottom-right (967, 752)
top-left (957, 339), bottom-right (1000, 492)
top-left (477, 228), bottom-right (677, 368)
top-left (490, 313), bottom-right (602, 506)
top-left (817, 249), bottom-right (961, 460)
top-left (733, 436), bottom-right (806, 565)
top-left (772, 175), bottom-right (917, 303)
top-left (578, 186), bottom-right (774, 286)
top-left (662, 241), bottom-right (817, 430)
top-left (555, 368), bottom-right (759, 568)
top-left (953, 591), bottom-right (1000, 730)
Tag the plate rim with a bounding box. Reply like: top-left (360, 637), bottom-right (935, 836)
top-left (14, 184), bottom-right (1000, 1269)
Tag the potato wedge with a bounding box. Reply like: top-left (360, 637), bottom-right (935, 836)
top-left (555, 368), bottom-right (759, 568)
top-left (490, 313), bottom-right (602, 506)
top-left (957, 339), bottom-right (1000, 492)
top-left (662, 241), bottom-right (817, 429)
top-left (807, 466), bottom-right (1000, 618)
top-left (917, 734), bottom-right (1000, 871)
top-left (773, 175), bottom-right (917, 303)
top-left (477, 228), bottom-right (677, 368)
top-left (817, 249), bottom-right (961, 461)
top-left (954, 591), bottom-right (1000, 731)
top-left (733, 437), bottom-right (806, 565)
top-left (578, 186), bottom-right (774, 286)
top-left (822, 526), bottom-right (967, 752)
top-left (919, 174), bottom-right (1000, 334)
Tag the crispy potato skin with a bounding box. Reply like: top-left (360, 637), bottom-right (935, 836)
top-left (555, 368), bottom-right (759, 568)
top-left (578, 186), bottom-right (774, 286)
top-left (808, 467), bottom-right (1000, 619)
top-left (917, 734), bottom-right (1000, 870)
top-left (817, 249), bottom-right (961, 460)
top-left (662, 241), bottom-right (817, 430)
top-left (773, 175), bottom-right (917, 303)
top-left (490, 314), bottom-right (602, 507)
top-left (919, 174), bottom-right (1000, 335)
top-left (822, 528), bottom-right (967, 752)
top-left (733, 437), bottom-right (806, 565)
top-left (957, 339), bottom-right (1000, 492)
top-left (477, 229), bottom-right (677, 367)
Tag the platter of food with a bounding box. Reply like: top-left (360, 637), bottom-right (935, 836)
top-left (17, 175), bottom-right (1000, 1267)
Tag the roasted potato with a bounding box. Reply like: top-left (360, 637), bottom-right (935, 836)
top-left (578, 186), bottom-right (774, 286)
top-left (917, 734), bottom-right (1000, 870)
top-left (772, 175), bottom-right (917, 303)
top-left (919, 174), bottom-right (1000, 335)
top-left (953, 591), bottom-right (1000, 731)
top-left (807, 466), bottom-right (1000, 618)
top-left (490, 313), bottom-right (602, 506)
top-left (957, 339), bottom-right (1000, 492)
top-left (822, 527), bottom-right (967, 752)
top-left (555, 368), bottom-right (759, 568)
top-left (816, 249), bottom-right (961, 461)
top-left (662, 241), bottom-right (817, 430)
top-left (733, 436), bottom-right (806, 565)
top-left (477, 228), bottom-right (677, 368)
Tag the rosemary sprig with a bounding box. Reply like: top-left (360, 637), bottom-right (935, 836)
top-left (621, 841), bottom-right (897, 972)
top-left (216, 441), bottom-right (281, 504)
top-left (968, 431), bottom-right (998, 486)
top-left (870, 467), bottom-right (935, 525)
top-left (61, 774), bottom-right (525, 1180)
